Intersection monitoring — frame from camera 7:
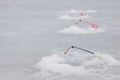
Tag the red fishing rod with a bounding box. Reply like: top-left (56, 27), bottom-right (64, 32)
top-left (75, 19), bottom-right (99, 29)
top-left (82, 19), bottom-right (99, 29)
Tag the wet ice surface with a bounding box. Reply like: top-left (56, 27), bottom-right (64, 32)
top-left (0, 0), bottom-right (120, 80)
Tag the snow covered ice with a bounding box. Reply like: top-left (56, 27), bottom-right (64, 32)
top-left (0, 0), bottom-right (120, 80)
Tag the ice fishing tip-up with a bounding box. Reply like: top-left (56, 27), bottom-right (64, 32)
top-left (64, 46), bottom-right (95, 55)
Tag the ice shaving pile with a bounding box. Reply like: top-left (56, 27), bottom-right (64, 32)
top-left (33, 51), bottom-right (120, 80)
top-left (59, 25), bottom-right (105, 34)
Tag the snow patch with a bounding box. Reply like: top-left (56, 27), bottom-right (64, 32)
top-left (58, 14), bottom-right (90, 20)
top-left (67, 9), bottom-right (78, 14)
top-left (61, 9), bottom-right (96, 14)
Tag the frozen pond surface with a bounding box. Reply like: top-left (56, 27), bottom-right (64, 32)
top-left (0, 0), bottom-right (120, 80)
